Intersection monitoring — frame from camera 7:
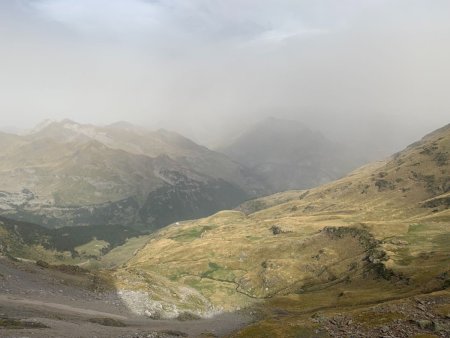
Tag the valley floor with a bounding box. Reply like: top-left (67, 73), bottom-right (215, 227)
top-left (0, 257), bottom-right (252, 338)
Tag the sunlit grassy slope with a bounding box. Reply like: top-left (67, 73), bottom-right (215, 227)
top-left (118, 124), bottom-right (450, 324)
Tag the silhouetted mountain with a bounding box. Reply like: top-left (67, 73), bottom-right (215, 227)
top-left (220, 117), bottom-right (365, 192)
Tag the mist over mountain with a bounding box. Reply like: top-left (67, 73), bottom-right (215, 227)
top-left (220, 117), bottom-right (367, 193)
top-left (1, 1), bottom-right (450, 337)
top-left (0, 119), bottom-right (265, 229)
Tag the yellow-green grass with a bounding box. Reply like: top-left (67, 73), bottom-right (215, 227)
top-left (116, 125), bottom-right (450, 318)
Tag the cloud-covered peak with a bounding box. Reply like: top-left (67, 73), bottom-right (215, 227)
top-left (1, 0), bottom-right (449, 154)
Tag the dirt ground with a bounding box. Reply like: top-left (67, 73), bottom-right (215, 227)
top-left (0, 257), bottom-right (253, 338)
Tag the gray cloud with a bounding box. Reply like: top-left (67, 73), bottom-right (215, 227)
top-left (0, 0), bottom-right (449, 154)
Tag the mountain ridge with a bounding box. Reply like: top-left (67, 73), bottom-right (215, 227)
top-left (219, 117), bottom-right (367, 193)
top-left (0, 120), bottom-right (266, 229)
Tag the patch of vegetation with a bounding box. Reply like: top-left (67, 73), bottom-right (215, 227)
top-left (75, 239), bottom-right (110, 258)
top-left (241, 200), bottom-right (267, 214)
top-left (246, 235), bottom-right (262, 241)
top-left (371, 263), bottom-right (395, 280)
top-left (395, 247), bottom-right (414, 266)
top-left (100, 235), bottom-right (150, 268)
top-left (52, 264), bottom-right (89, 275)
top-left (375, 179), bottom-right (395, 191)
top-left (88, 317), bottom-right (127, 327)
top-left (0, 216), bottom-right (141, 261)
top-left (434, 152), bottom-right (448, 166)
top-left (170, 225), bottom-right (216, 242)
top-left (0, 317), bottom-right (49, 329)
top-left (36, 259), bottom-right (49, 268)
top-left (176, 312), bottom-right (201, 321)
top-left (88, 273), bottom-right (117, 292)
top-left (299, 191), bottom-right (309, 199)
top-left (378, 171), bottom-right (388, 178)
top-left (419, 144), bottom-right (438, 156)
top-left (354, 311), bottom-right (405, 327)
top-left (270, 225), bottom-right (283, 235)
top-left (361, 184), bottom-right (370, 194)
top-left (422, 195), bottom-right (450, 208)
top-left (170, 227), bottom-right (204, 241)
top-left (233, 324), bottom-right (278, 338)
top-left (201, 262), bottom-right (222, 278)
top-left (159, 330), bottom-right (188, 337)
top-left (433, 233), bottom-right (450, 247)
top-left (408, 223), bottom-right (426, 234)
top-left (322, 227), bottom-right (377, 248)
top-left (410, 172), bottom-right (445, 195)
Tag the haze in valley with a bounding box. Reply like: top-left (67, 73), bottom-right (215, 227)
top-left (1, 2), bottom-right (450, 337)
top-left (0, 0), bottom-right (449, 155)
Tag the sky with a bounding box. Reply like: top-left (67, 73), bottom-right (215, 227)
top-left (0, 0), bottom-right (449, 153)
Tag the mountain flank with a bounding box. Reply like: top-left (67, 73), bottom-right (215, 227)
top-left (1, 122), bottom-right (449, 337)
top-left (111, 123), bottom-right (450, 335)
top-left (219, 117), bottom-right (366, 193)
top-left (0, 120), bottom-right (265, 230)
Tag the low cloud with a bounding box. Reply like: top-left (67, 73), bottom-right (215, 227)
top-left (0, 0), bottom-right (449, 153)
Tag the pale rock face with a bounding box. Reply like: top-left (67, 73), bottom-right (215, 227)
top-left (116, 289), bottom-right (219, 319)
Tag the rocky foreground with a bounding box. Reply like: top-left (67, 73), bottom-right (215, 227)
top-left (0, 256), bottom-right (252, 338)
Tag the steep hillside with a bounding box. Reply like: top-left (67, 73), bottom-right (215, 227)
top-left (220, 117), bottom-right (365, 193)
top-left (0, 215), bottom-right (144, 265)
top-left (0, 120), bottom-right (265, 229)
top-left (115, 124), bottom-right (450, 330)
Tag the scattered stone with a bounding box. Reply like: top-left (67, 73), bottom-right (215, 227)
top-left (415, 319), bottom-right (433, 330)
top-left (416, 304), bottom-right (427, 312)
top-left (380, 325), bottom-right (389, 333)
top-left (36, 260), bottom-right (49, 268)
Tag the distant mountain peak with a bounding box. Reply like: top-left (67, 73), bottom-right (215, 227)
top-left (0, 119), bottom-right (265, 229)
top-left (107, 121), bottom-right (140, 130)
top-left (27, 119), bottom-right (58, 134)
top-left (220, 117), bottom-right (364, 192)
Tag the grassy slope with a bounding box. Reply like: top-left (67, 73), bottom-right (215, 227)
top-left (0, 216), bottom-right (145, 266)
top-left (118, 124), bottom-right (450, 330)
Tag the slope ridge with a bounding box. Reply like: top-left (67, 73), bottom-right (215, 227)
top-left (119, 123), bottom-right (450, 320)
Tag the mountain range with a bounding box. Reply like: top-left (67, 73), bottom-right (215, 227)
top-left (116, 123), bottom-right (450, 332)
top-left (0, 118), bottom-right (368, 230)
top-left (0, 122), bottom-right (449, 337)
top-left (0, 119), bottom-right (265, 229)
